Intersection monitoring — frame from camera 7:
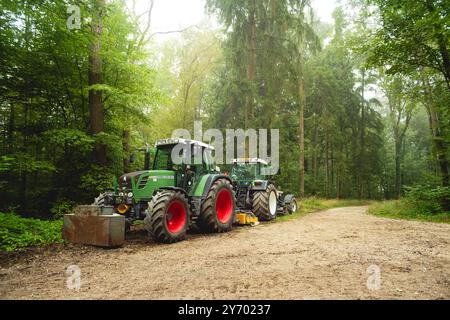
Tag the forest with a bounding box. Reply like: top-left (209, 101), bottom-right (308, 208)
top-left (0, 0), bottom-right (449, 223)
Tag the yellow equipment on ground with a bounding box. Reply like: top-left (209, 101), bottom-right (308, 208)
top-left (235, 211), bottom-right (259, 226)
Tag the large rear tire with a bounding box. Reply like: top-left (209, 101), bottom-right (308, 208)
top-left (144, 190), bottom-right (189, 243)
top-left (198, 178), bottom-right (236, 233)
top-left (252, 184), bottom-right (278, 221)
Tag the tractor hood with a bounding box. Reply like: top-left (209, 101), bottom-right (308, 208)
top-left (118, 170), bottom-right (176, 200)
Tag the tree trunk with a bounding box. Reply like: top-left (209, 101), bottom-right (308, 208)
top-left (336, 168), bottom-right (340, 200)
top-left (299, 80), bottom-right (305, 198)
top-left (423, 76), bottom-right (450, 186)
top-left (437, 34), bottom-right (450, 91)
top-left (122, 129), bottom-right (130, 173)
top-left (425, 0), bottom-right (450, 90)
top-left (313, 115), bottom-right (318, 179)
top-left (359, 68), bottom-right (366, 199)
top-left (427, 104), bottom-right (450, 186)
top-left (394, 140), bottom-right (401, 199)
top-left (89, 0), bottom-right (106, 166)
top-left (245, 6), bottom-right (256, 128)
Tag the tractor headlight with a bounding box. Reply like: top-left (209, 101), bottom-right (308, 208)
top-left (119, 192), bottom-right (124, 197)
top-left (127, 192), bottom-right (133, 198)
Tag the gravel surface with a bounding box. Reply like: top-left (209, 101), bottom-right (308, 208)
top-left (1, 206), bottom-right (449, 299)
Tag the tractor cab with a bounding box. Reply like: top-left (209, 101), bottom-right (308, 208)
top-left (230, 158), bottom-right (297, 222)
top-left (114, 139), bottom-right (217, 217)
top-left (152, 138), bottom-right (216, 192)
top-left (231, 158), bottom-right (272, 188)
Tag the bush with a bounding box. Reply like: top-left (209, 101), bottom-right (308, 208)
top-left (79, 166), bottom-right (115, 203)
top-left (404, 185), bottom-right (450, 214)
top-left (368, 185), bottom-right (449, 223)
top-left (50, 199), bottom-right (75, 219)
top-left (0, 213), bottom-right (63, 252)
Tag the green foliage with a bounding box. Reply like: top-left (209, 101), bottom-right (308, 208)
top-left (0, 156), bottom-right (14, 172)
top-left (404, 185), bottom-right (450, 214)
top-left (79, 166), bottom-right (115, 199)
top-left (364, 0), bottom-right (449, 84)
top-left (368, 185), bottom-right (450, 224)
top-left (50, 200), bottom-right (75, 219)
top-left (368, 200), bottom-right (450, 224)
top-left (44, 129), bottom-right (95, 154)
top-left (0, 213), bottom-right (63, 252)
top-left (0, 0), bottom-right (160, 215)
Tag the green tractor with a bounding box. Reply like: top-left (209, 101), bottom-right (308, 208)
top-left (95, 138), bottom-right (236, 243)
top-left (230, 158), bottom-right (297, 221)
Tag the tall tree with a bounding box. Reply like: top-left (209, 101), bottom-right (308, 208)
top-left (364, 0), bottom-right (450, 186)
top-left (379, 73), bottom-right (415, 198)
top-left (89, 0), bottom-right (106, 165)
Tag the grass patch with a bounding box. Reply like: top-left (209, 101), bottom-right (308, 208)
top-left (277, 198), bottom-right (372, 222)
top-left (368, 200), bottom-right (450, 223)
top-left (0, 213), bottom-right (63, 252)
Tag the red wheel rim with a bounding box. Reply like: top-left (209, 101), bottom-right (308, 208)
top-left (216, 189), bottom-right (233, 223)
top-left (166, 201), bottom-right (186, 234)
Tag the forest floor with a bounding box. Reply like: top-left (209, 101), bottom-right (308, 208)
top-left (0, 206), bottom-right (449, 300)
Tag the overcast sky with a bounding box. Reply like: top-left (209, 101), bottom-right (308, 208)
top-left (131, 0), bottom-right (340, 42)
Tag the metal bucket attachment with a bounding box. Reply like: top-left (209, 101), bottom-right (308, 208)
top-left (62, 205), bottom-right (125, 247)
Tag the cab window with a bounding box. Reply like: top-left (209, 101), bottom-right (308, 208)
top-left (153, 146), bottom-right (172, 170)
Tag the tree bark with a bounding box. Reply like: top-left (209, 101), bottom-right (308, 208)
top-left (425, 0), bottom-right (450, 91)
top-left (245, 4), bottom-right (256, 128)
top-left (426, 103), bottom-right (449, 186)
top-left (299, 80), bottom-right (305, 198)
top-left (122, 129), bottom-right (130, 173)
top-left (423, 76), bottom-right (450, 186)
top-left (359, 68), bottom-right (366, 199)
top-left (394, 140), bottom-right (401, 199)
top-left (89, 0), bottom-right (106, 166)
top-left (437, 34), bottom-right (450, 91)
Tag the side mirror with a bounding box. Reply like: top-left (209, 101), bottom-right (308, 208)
top-left (130, 153), bottom-right (136, 163)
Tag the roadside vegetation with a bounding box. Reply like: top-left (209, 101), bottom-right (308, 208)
top-left (0, 213), bottom-right (63, 252)
top-left (368, 186), bottom-right (450, 223)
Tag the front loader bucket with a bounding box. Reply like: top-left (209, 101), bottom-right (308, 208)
top-left (62, 205), bottom-right (125, 248)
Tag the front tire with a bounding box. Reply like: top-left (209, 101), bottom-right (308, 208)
top-left (287, 198), bottom-right (298, 214)
top-left (198, 178), bottom-right (236, 233)
top-left (253, 184), bottom-right (278, 221)
top-left (144, 190), bottom-right (189, 243)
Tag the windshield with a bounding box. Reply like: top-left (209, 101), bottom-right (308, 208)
top-left (153, 146), bottom-right (176, 170)
top-left (153, 144), bottom-right (214, 172)
top-left (231, 163), bottom-right (258, 180)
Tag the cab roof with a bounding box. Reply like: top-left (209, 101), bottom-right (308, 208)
top-left (233, 158), bottom-right (269, 165)
top-left (155, 138), bottom-right (214, 150)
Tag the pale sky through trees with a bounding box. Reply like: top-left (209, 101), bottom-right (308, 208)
top-left (131, 0), bottom-right (339, 42)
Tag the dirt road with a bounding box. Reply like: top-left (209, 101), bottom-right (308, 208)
top-left (1, 206), bottom-right (449, 299)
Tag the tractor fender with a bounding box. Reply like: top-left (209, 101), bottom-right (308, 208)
top-left (201, 174), bottom-right (233, 197)
top-left (153, 187), bottom-right (188, 197)
top-left (283, 194), bottom-right (295, 205)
